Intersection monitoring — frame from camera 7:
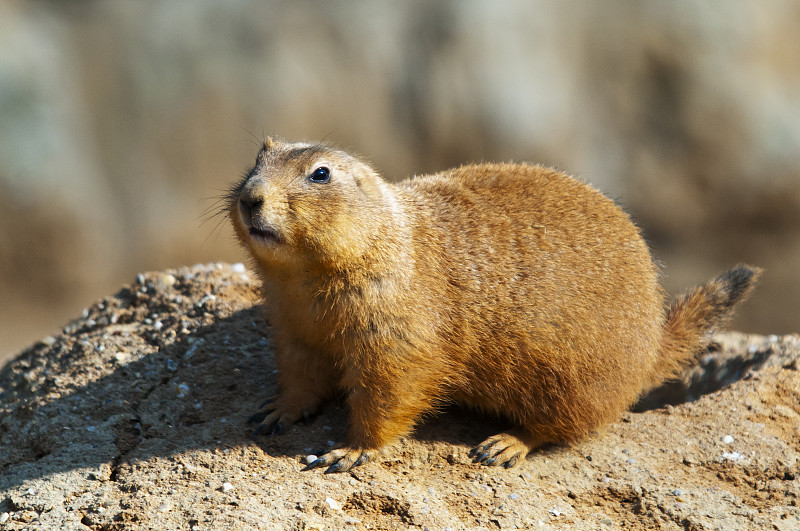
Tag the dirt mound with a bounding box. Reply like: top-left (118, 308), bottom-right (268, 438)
top-left (1, 263), bottom-right (798, 529)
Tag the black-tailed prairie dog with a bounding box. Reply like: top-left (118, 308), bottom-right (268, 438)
top-left (228, 137), bottom-right (760, 473)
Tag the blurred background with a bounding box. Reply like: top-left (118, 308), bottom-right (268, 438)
top-left (1, 0), bottom-right (798, 365)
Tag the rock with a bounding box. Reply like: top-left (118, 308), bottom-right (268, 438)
top-left (0, 263), bottom-right (798, 529)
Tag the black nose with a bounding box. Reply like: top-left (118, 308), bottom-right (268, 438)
top-left (240, 195), bottom-right (263, 212)
top-left (239, 192), bottom-right (264, 223)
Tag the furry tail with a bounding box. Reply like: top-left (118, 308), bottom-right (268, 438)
top-left (653, 265), bottom-right (762, 383)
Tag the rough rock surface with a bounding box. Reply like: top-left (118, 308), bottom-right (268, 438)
top-left (1, 263), bottom-right (799, 530)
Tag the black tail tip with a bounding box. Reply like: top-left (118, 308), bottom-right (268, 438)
top-left (718, 264), bottom-right (762, 305)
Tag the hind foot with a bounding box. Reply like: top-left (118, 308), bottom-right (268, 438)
top-left (469, 430), bottom-right (539, 468)
top-left (302, 446), bottom-right (374, 474)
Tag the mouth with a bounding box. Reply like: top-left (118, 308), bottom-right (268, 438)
top-left (248, 226), bottom-right (283, 245)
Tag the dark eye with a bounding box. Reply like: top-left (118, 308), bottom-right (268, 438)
top-left (309, 166), bottom-right (331, 183)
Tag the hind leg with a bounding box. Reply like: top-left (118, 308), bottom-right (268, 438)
top-left (470, 428), bottom-right (543, 468)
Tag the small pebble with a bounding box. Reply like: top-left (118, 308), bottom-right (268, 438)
top-left (722, 435), bottom-right (734, 444)
top-left (722, 452), bottom-right (744, 461)
top-left (549, 508), bottom-right (562, 517)
top-left (184, 339), bottom-right (204, 359)
top-left (166, 359), bottom-right (178, 372)
top-left (222, 482), bottom-right (234, 493)
top-left (325, 497), bottom-right (342, 511)
top-left (176, 383), bottom-right (190, 398)
top-left (0, 513), bottom-right (9, 524)
top-left (153, 320), bottom-right (163, 331)
top-left (232, 262), bottom-right (246, 273)
top-left (672, 489), bottom-right (682, 496)
top-left (508, 493), bottom-right (519, 500)
top-left (197, 294), bottom-right (216, 307)
top-left (156, 502), bottom-right (171, 512)
top-left (327, 440), bottom-right (335, 447)
top-left (306, 455), bottom-right (318, 465)
top-left (41, 336), bottom-right (56, 346)
top-left (156, 273), bottom-right (177, 291)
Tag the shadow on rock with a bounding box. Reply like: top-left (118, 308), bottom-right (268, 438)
top-left (2, 264), bottom-right (796, 498)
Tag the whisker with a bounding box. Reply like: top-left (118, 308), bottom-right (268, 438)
top-left (240, 127), bottom-right (262, 148)
top-left (201, 216), bottom-right (231, 249)
top-left (197, 196), bottom-right (234, 225)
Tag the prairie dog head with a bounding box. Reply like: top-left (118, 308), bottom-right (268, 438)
top-left (229, 138), bottom-right (393, 270)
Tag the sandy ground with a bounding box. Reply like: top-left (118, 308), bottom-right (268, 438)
top-left (1, 263), bottom-right (799, 530)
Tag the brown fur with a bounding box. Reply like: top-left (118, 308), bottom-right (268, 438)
top-left (228, 137), bottom-right (760, 472)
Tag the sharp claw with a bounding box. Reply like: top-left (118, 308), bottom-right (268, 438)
top-left (247, 411), bottom-right (267, 425)
top-left (473, 451), bottom-right (489, 463)
top-left (270, 422), bottom-right (285, 436)
top-left (504, 456), bottom-right (518, 469)
top-left (472, 443), bottom-right (492, 456)
top-left (324, 462), bottom-right (341, 474)
top-left (302, 458), bottom-right (326, 471)
top-left (484, 457), bottom-right (496, 466)
top-left (259, 398), bottom-right (274, 409)
top-left (353, 454), bottom-right (369, 467)
top-left (252, 417), bottom-right (278, 437)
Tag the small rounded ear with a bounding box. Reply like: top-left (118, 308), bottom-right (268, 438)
top-left (353, 172), bottom-right (383, 200)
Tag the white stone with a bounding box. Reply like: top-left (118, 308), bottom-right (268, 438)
top-left (325, 497), bottom-right (342, 511)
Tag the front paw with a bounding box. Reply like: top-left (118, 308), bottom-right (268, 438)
top-left (246, 398), bottom-right (300, 437)
top-left (302, 447), bottom-right (373, 474)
